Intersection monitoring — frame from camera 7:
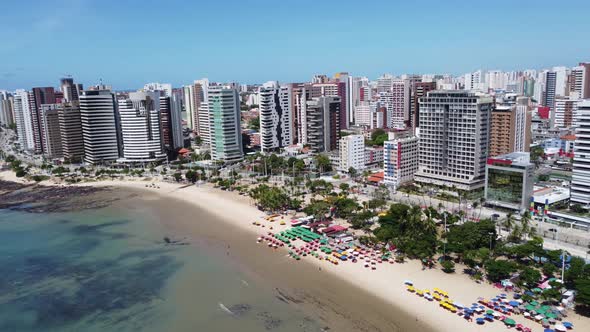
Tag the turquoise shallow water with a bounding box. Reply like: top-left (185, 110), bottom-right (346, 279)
top-left (0, 204), bottom-right (324, 332)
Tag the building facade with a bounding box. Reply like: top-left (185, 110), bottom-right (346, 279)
top-left (414, 90), bottom-right (493, 191)
top-left (338, 134), bottom-right (365, 172)
top-left (117, 91), bottom-right (166, 163)
top-left (484, 152), bottom-right (534, 212)
top-left (554, 97), bottom-right (578, 128)
top-left (259, 82), bottom-right (292, 152)
top-left (40, 104), bottom-right (63, 158)
top-left (58, 102), bottom-right (84, 163)
top-left (305, 96), bottom-right (341, 153)
top-left (80, 90), bottom-right (120, 164)
top-left (383, 130), bottom-right (419, 189)
top-left (208, 86), bottom-right (243, 162)
top-left (13, 90), bottom-right (35, 151)
top-left (571, 100), bottom-right (590, 207)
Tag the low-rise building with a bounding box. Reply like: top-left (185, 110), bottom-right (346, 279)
top-left (339, 134), bottom-right (365, 172)
top-left (383, 130), bottom-right (419, 189)
top-left (484, 152), bottom-right (534, 212)
top-left (364, 146), bottom-right (384, 166)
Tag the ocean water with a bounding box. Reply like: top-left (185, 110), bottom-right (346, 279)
top-left (0, 205), bottom-right (325, 332)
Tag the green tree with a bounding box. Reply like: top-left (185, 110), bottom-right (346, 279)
top-left (303, 199), bottom-right (331, 220)
top-left (348, 166), bottom-right (358, 179)
top-left (441, 260), bottom-right (456, 273)
top-left (366, 129), bottom-right (388, 146)
top-left (173, 172), bottom-right (182, 182)
top-left (485, 260), bottom-right (519, 282)
top-left (530, 146), bottom-right (544, 167)
top-left (185, 170), bottom-right (198, 183)
top-left (574, 278), bottom-right (590, 308)
top-left (339, 183), bottom-right (350, 195)
top-left (518, 267), bottom-right (542, 289)
top-left (248, 116), bottom-right (260, 131)
top-left (446, 220), bottom-right (497, 259)
top-left (314, 154), bottom-right (332, 173)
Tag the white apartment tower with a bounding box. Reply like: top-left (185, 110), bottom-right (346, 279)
top-left (571, 100), bottom-right (590, 207)
top-left (117, 91), bottom-right (166, 163)
top-left (383, 130), bottom-right (419, 189)
top-left (258, 82), bottom-right (292, 152)
top-left (208, 86), bottom-right (243, 163)
top-left (339, 134), bottom-right (365, 172)
top-left (13, 90), bottom-right (35, 151)
top-left (79, 90), bottom-right (120, 164)
top-left (414, 91), bottom-right (493, 191)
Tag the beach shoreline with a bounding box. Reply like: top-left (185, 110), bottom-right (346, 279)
top-left (1, 171), bottom-right (588, 332)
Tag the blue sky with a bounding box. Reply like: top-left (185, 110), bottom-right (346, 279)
top-left (1, 0), bottom-right (589, 90)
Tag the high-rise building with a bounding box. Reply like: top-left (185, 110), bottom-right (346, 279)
top-left (40, 104), bottom-right (63, 158)
top-left (259, 82), bottom-right (292, 152)
top-left (464, 70), bottom-right (485, 91)
top-left (383, 130), bottom-right (419, 189)
top-left (390, 80), bottom-right (410, 129)
top-left (410, 81), bottom-right (436, 131)
top-left (570, 63), bottom-right (590, 99)
top-left (60, 77), bottom-right (83, 102)
top-left (571, 100), bottom-right (590, 207)
top-left (30, 87), bottom-right (56, 153)
top-left (554, 97), bottom-right (579, 128)
top-left (144, 82), bottom-right (172, 97)
top-left (338, 134), bottom-right (365, 172)
top-left (160, 94), bottom-right (184, 149)
top-left (544, 71), bottom-right (557, 113)
top-left (0, 91), bottom-right (14, 127)
top-left (80, 89), bottom-right (120, 164)
top-left (13, 90), bottom-right (35, 151)
top-left (117, 91), bottom-right (166, 163)
top-left (305, 96), bottom-right (341, 153)
top-left (58, 102), bottom-right (84, 163)
top-left (414, 91), bottom-right (493, 191)
top-left (489, 98), bottom-right (532, 157)
top-left (208, 86), bottom-right (243, 163)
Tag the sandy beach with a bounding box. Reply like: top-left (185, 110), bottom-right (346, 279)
top-left (2, 171), bottom-right (589, 332)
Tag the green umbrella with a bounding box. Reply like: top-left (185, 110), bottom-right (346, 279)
top-left (486, 310), bottom-right (494, 315)
top-left (525, 304), bottom-right (536, 311)
top-left (545, 312), bottom-right (557, 319)
top-left (504, 318), bottom-right (516, 326)
top-left (530, 301), bottom-right (539, 306)
top-left (536, 308), bottom-right (547, 315)
top-left (533, 288), bottom-right (542, 293)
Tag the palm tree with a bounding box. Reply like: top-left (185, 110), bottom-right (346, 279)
top-left (501, 213), bottom-right (515, 238)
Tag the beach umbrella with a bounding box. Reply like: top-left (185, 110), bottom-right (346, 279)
top-left (562, 322), bottom-right (573, 329)
top-left (485, 314), bottom-right (494, 321)
top-left (535, 314), bottom-right (544, 321)
top-left (404, 280), bottom-right (413, 286)
top-left (504, 318), bottom-right (516, 326)
top-left (509, 300), bottom-right (520, 307)
top-left (545, 312), bottom-right (557, 320)
top-left (533, 288), bottom-right (542, 293)
top-left (500, 293), bottom-right (507, 298)
top-left (486, 310), bottom-right (494, 315)
top-left (544, 329), bottom-right (555, 332)
top-left (454, 302), bottom-right (464, 309)
top-left (476, 318), bottom-right (485, 325)
top-left (525, 304), bottom-right (535, 311)
top-left (523, 312), bottom-right (530, 317)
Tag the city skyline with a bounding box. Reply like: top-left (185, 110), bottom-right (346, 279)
top-left (2, 0), bottom-right (590, 90)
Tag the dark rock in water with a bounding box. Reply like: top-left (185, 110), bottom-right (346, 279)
top-left (257, 311), bottom-right (283, 330)
top-left (228, 304), bottom-right (252, 317)
top-left (164, 237), bottom-right (171, 244)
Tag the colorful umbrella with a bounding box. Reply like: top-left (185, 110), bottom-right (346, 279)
top-left (504, 318), bottom-right (516, 326)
